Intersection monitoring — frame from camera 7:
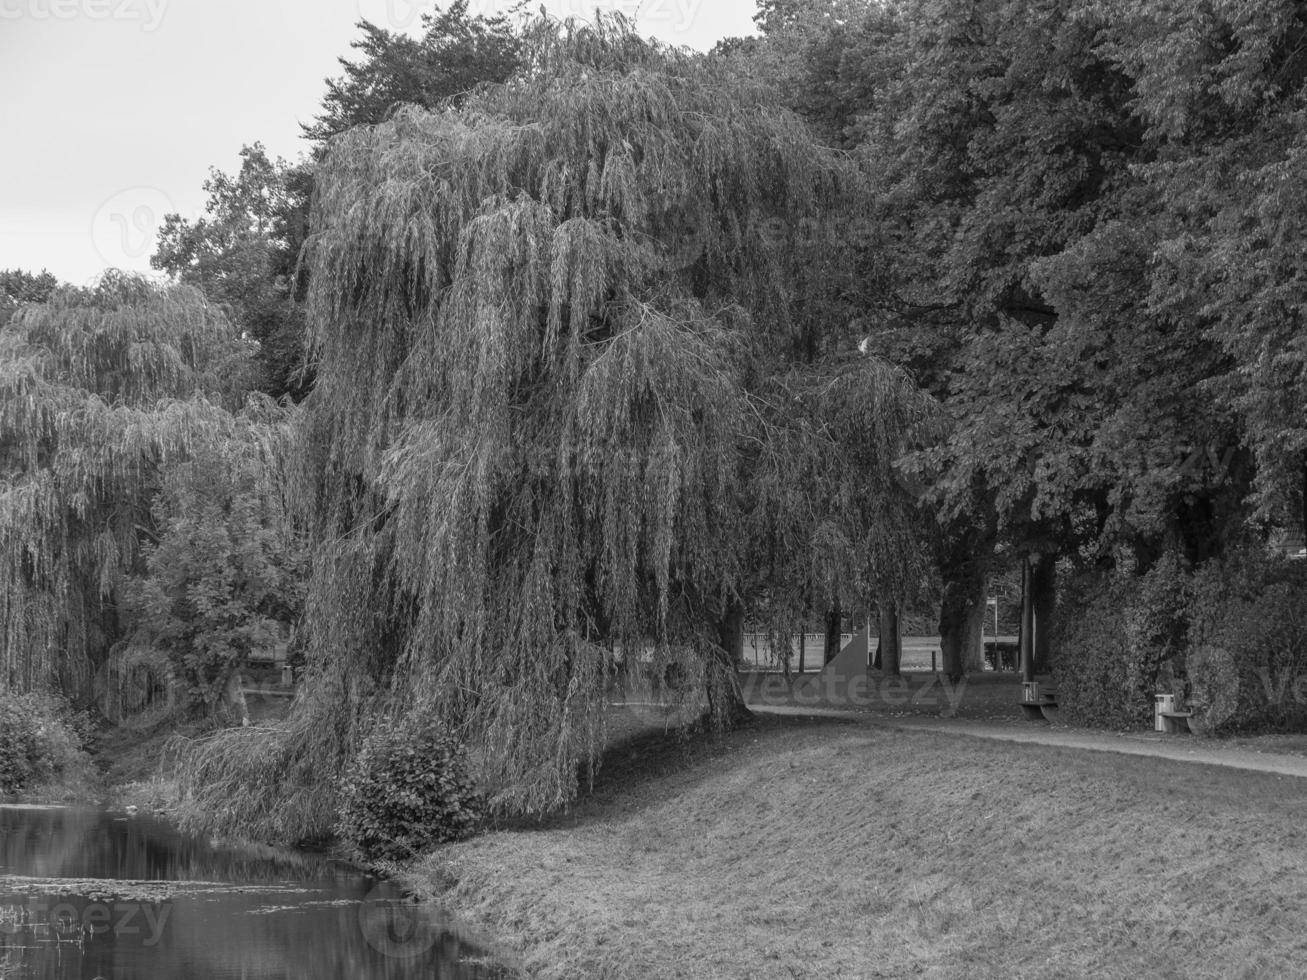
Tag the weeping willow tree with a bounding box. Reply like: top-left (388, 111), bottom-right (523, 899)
top-left (178, 15), bottom-right (936, 839)
top-left (0, 272), bottom-right (294, 699)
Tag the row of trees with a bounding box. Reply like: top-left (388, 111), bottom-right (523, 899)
top-left (749, 0), bottom-right (1307, 672)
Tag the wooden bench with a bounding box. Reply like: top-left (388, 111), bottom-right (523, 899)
top-left (1020, 682), bottom-right (1059, 723)
top-left (1159, 709), bottom-right (1192, 734)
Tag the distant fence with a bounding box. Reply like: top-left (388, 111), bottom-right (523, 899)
top-left (742, 633), bottom-right (853, 671)
top-left (742, 633), bottom-right (1021, 672)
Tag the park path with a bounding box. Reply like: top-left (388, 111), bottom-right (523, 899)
top-left (752, 704), bottom-right (1307, 779)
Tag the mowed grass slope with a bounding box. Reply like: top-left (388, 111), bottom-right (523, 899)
top-left (417, 716), bottom-right (1307, 980)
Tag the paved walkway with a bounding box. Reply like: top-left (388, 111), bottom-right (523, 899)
top-left (752, 705), bottom-right (1307, 779)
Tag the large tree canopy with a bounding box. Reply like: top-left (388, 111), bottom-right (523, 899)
top-left (175, 15), bottom-right (933, 840)
top-left (300, 11), bottom-right (931, 804)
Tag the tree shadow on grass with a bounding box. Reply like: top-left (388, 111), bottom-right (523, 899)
top-left (492, 709), bottom-right (864, 833)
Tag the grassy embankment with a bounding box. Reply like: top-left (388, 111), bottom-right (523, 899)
top-left (411, 711), bottom-right (1307, 980)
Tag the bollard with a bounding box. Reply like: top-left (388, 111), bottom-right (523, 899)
top-left (931, 650), bottom-right (937, 673)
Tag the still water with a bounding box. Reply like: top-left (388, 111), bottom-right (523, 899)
top-left (0, 805), bottom-right (507, 979)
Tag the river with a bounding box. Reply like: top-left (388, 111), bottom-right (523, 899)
top-left (0, 805), bottom-right (507, 979)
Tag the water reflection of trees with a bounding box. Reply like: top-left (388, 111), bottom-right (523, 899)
top-left (0, 808), bottom-right (507, 980)
top-left (0, 807), bottom-right (349, 884)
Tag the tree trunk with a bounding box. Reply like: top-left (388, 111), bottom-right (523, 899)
top-left (1019, 556), bottom-right (1036, 682)
top-left (798, 630), bottom-right (806, 674)
top-left (1300, 456), bottom-right (1307, 547)
top-left (824, 601), bottom-right (842, 665)
top-left (708, 601), bottom-right (752, 726)
top-left (878, 602), bottom-right (901, 676)
top-left (1031, 555), bottom-right (1057, 675)
top-left (963, 580), bottom-right (986, 674)
top-left (939, 563), bottom-right (985, 682)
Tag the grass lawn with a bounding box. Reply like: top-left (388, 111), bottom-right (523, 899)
top-left (412, 712), bottom-right (1307, 979)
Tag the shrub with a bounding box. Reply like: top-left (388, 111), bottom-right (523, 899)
top-left (336, 717), bottom-right (485, 862)
top-left (1055, 549), bottom-right (1307, 733)
top-left (0, 690), bottom-right (90, 796)
top-left (1053, 556), bottom-right (1192, 729)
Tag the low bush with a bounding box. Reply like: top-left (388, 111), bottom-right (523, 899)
top-left (337, 716), bottom-right (485, 862)
top-left (0, 690), bottom-right (91, 796)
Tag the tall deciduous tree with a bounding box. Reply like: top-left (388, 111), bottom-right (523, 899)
top-left (177, 16), bottom-right (933, 840)
top-left (152, 145), bottom-right (313, 401)
top-left (1100, 0), bottom-right (1307, 541)
top-left (303, 0), bottom-right (523, 143)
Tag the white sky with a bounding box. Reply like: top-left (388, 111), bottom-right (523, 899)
top-left (0, 0), bottom-right (758, 286)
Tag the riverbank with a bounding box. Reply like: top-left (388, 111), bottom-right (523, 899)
top-left (409, 711), bottom-right (1307, 979)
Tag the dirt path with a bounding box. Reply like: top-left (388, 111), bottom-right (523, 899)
top-left (752, 704), bottom-right (1307, 778)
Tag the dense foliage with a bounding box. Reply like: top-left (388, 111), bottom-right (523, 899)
top-left (337, 717), bottom-right (484, 862)
top-left (119, 446), bottom-right (306, 709)
top-left (1055, 551), bottom-right (1307, 733)
top-left (303, 0), bottom-right (522, 142)
top-left (152, 145), bottom-right (313, 401)
top-left (0, 690), bottom-right (89, 796)
top-left (0, 269), bottom-right (60, 329)
top-left (167, 14), bottom-right (934, 840)
top-left (1053, 557), bottom-right (1191, 729)
top-left (0, 274), bottom-right (297, 715)
top-left (1186, 555), bottom-right (1307, 733)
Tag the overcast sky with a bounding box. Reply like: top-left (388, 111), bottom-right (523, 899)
top-left (0, 0), bottom-right (758, 286)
